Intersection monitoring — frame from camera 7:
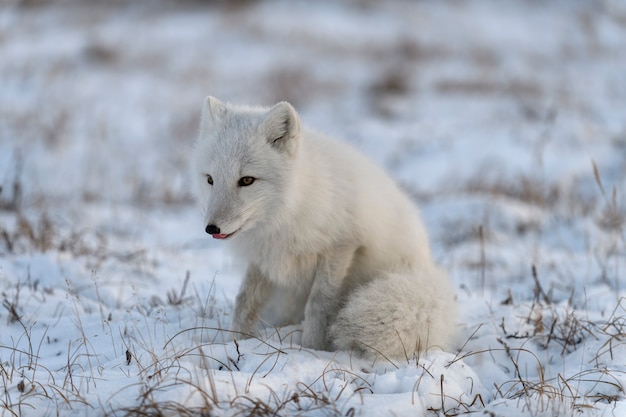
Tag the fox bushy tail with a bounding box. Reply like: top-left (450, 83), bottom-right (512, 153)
top-left (329, 267), bottom-right (456, 360)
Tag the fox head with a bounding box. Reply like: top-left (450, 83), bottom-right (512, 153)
top-left (193, 96), bottom-right (302, 240)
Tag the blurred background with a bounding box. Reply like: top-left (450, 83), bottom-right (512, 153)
top-left (2, 0), bottom-right (624, 210)
top-left (1, 0), bottom-right (626, 293)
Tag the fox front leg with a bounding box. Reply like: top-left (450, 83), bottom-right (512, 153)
top-left (230, 264), bottom-right (271, 339)
top-left (302, 248), bottom-right (355, 350)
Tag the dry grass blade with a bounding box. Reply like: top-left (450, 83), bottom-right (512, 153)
top-left (592, 160), bottom-right (606, 199)
top-left (163, 327), bottom-right (287, 355)
top-left (166, 271), bottom-right (192, 306)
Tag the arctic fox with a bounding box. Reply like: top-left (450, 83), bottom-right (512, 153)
top-left (193, 97), bottom-right (456, 359)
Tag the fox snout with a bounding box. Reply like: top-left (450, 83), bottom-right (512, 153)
top-left (205, 224), bottom-right (231, 240)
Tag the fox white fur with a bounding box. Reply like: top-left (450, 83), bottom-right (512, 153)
top-left (193, 96), bottom-right (456, 359)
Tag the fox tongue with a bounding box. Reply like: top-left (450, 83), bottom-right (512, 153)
top-left (212, 233), bottom-right (229, 239)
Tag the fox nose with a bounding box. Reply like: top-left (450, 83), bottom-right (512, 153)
top-left (205, 224), bottom-right (220, 235)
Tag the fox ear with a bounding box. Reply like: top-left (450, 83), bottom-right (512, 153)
top-left (200, 96), bottom-right (227, 133)
top-left (260, 101), bottom-right (301, 154)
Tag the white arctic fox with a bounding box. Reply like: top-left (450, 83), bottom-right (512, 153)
top-left (193, 97), bottom-right (456, 359)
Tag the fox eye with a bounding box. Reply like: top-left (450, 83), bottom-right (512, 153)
top-left (205, 174), bottom-right (213, 185)
top-left (238, 176), bottom-right (255, 187)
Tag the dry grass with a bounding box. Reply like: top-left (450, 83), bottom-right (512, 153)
top-left (0, 208), bottom-right (109, 260)
top-left (262, 66), bottom-right (341, 109)
top-left (451, 308), bottom-right (626, 415)
top-left (464, 173), bottom-right (562, 210)
top-left (2, 158), bottom-right (625, 416)
top-left (2, 259), bottom-right (625, 416)
top-left (435, 78), bottom-right (543, 99)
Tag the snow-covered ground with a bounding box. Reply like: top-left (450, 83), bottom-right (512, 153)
top-left (1, 1), bottom-right (625, 415)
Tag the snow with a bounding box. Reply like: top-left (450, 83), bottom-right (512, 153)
top-left (1, 0), bottom-right (625, 416)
